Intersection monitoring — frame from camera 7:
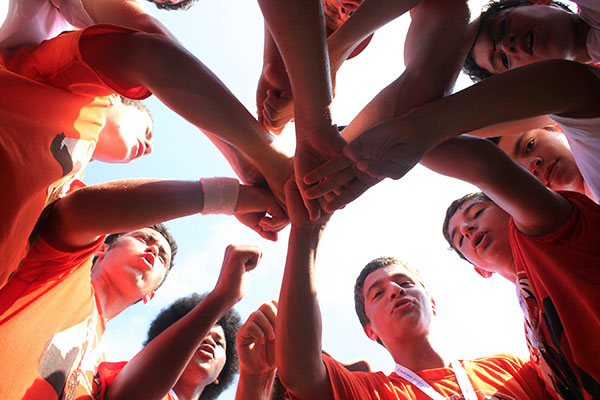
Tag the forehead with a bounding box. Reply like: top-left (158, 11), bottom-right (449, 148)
top-left (363, 265), bottom-right (414, 294)
top-left (448, 198), bottom-right (488, 229)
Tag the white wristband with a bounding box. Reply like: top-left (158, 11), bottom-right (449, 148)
top-left (199, 177), bottom-right (240, 215)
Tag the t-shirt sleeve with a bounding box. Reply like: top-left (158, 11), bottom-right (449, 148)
top-left (15, 233), bottom-right (105, 283)
top-left (95, 361), bottom-right (128, 400)
top-left (302, 355), bottom-right (380, 400)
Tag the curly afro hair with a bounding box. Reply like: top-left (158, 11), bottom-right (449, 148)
top-left (144, 293), bottom-right (242, 400)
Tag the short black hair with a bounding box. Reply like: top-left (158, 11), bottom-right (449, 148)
top-left (442, 192), bottom-right (492, 262)
top-left (145, 293), bottom-right (242, 400)
top-left (145, 0), bottom-right (197, 11)
top-left (463, 0), bottom-right (573, 82)
top-left (104, 223), bottom-right (178, 290)
top-left (354, 257), bottom-right (428, 346)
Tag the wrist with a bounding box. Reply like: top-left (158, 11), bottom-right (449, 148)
top-left (200, 177), bottom-right (240, 215)
top-left (205, 288), bottom-right (239, 312)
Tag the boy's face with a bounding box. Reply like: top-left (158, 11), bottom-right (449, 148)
top-left (94, 228), bottom-right (171, 303)
top-left (497, 128), bottom-right (584, 193)
top-left (93, 100), bottom-right (153, 164)
top-left (362, 264), bottom-right (433, 346)
top-left (178, 325), bottom-right (227, 388)
top-left (472, 4), bottom-right (578, 75)
top-left (323, 0), bottom-right (361, 31)
top-left (446, 198), bottom-right (513, 274)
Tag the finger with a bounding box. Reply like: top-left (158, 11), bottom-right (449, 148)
top-left (259, 215), bottom-right (289, 233)
top-left (343, 142), bottom-right (366, 162)
top-left (305, 168), bottom-right (357, 199)
top-left (297, 178), bottom-right (321, 221)
top-left (359, 160), bottom-right (407, 180)
top-left (258, 301), bottom-right (278, 327)
top-left (248, 309), bottom-right (275, 340)
top-left (323, 181), bottom-right (370, 212)
top-left (303, 155), bottom-right (353, 185)
top-left (240, 320), bottom-right (266, 344)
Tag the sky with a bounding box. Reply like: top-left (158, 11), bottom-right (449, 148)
top-left (0, 0), bottom-right (568, 398)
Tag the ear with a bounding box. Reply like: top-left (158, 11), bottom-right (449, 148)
top-left (142, 292), bottom-right (155, 304)
top-left (93, 243), bottom-right (109, 265)
top-left (212, 378), bottom-right (219, 385)
top-left (474, 266), bottom-right (493, 278)
top-left (363, 324), bottom-right (379, 343)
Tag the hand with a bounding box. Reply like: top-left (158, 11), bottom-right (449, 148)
top-left (213, 245), bottom-right (262, 304)
top-left (257, 62), bottom-right (294, 134)
top-left (235, 185), bottom-right (289, 241)
top-left (294, 126), bottom-right (347, 220)
top-left (343, 118), bottom-right (428, 180)
top-left (237, 301), bottom-right (278, 376)
top-left (303, 155), bottom-right (382, 212)
top-left (284, 177), bottom-right (331, 227)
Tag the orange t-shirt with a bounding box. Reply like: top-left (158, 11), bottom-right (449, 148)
top-left (0, 234), bottom-right (105, 400)
top-left (510, 191), bottom-right (600, 400)
top-left (0, 24), bottom-right (151, 289)
top-left (297, 353), bottom-right (551, 400)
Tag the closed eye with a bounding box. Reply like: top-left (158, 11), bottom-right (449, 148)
top-left (474, 208), bottom-right (484, 219)
top-left (400, 281), bottom-right (414, 288)
top-left (372, 290), bottom-right (382, 301)
top-left (458, 235), bottom-right (464, 248)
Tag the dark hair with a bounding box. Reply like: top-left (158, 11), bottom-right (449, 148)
top-left (145, 293), bottom-right (242, 400)
top-left (354, 257), bottom-right (428, 345)
top-left (145, 0), bottom-right (197, 11)
top-left (463, 0), bottom-right (573, 82)
top-left (442, 192), bottom-right (492, 262)
top-left (104, 223), bottom-right (178, 290)
top-left (118, 96), bottom-right (153, 139)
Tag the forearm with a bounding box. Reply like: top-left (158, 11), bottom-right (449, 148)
top-left (46, 179), bottom-right (205, 248)
top-left (342, 0), bottom-right (469, 141)
top-left (328, 0), bottom-right (421, 68)
top-left (276, 225), bottom-right (331, 398)
top-left (403, 60), bottom-right (600, 152)
top-left (257, 0), bottom-right (333, 135)
top-left (106, 291), bottom-right (235, 400)
top-left (235, 369), bottom-right (277, 400)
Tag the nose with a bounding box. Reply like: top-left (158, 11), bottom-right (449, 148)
top-left (527, 157), bottom-right (542, 177)
top-left (339, 0), bottom-right (360, 16)
top-left (202, 334), bottom-right (217, 348)
top-left (387, 282), bottom-right (405, 300)
top-left (143, 138), bottom-right (153, 156)
top-left (499, 32), bottom-right (518, 55)
top-left (146, 243), bottom-right (159, 258)
top-left (460, 222), bottom-right (475, 239)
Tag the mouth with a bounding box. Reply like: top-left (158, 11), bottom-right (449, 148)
top-left (140, 253), bottom-right (155, 270)
top-left (132, 139), bottom-right (145, 160)
top-left (391, 298), bottom-right (413, 314)
top-left (545, 160), bottom-right (557, 187)
top-left (197, 344), bottom-right (215, 359)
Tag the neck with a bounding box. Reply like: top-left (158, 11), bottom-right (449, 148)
top-left (389, 334), bottom-right (448, 372)
top-left (173, 380), bottom-right (206, 400)
top-left (571, 13), bottom-right (592, 62)
top-left (91, 273), bottom-right (133, 322)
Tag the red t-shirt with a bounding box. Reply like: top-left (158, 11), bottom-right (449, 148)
top-left (0, 24), bottom-right (150, 288)
top-left (510, 191), bottom-right (600, 400)
top-left (0, 234), bottom-right (106, 400)
top-left (293, 353), bottom-right (551, 400)
top-left (96, 361), bottom-right (178, 400)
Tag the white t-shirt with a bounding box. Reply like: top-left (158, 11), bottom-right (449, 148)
top-left (0, 0), bottom-right (93, 49)
top-left (551, 113), bottom-right (600, 202)
top-left (577, 0), bottom-right (600, 62)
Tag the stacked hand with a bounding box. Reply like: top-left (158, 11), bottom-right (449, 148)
top-left (235, 185), bottom-right (289, 241)
top-left (302, 118), bottom-right (429, 211)
top-left (257, 62), bottom-right (294, 135)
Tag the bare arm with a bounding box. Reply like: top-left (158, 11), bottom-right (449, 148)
top-left (327, 0), bottom-right (422, 76)
top-left (422, 136), bottom-right (572, 236)
top-left (44, 179), bottom-right (286, 249)
top-left (81, 0), bottom-right (178, 41)
top-left (106, 245), bottom-right (261, 400)
top-left (276, 182), bottom-right (333, 400)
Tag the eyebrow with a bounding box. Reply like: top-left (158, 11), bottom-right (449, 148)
top-left (450, 202), bottom-right (481, 245)
top-left (513, 132), bottom-right (527, 157)
top-left (486, 18), bottom-right (498, 72)
top-left (365, 273), bottom-right (410, 300)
